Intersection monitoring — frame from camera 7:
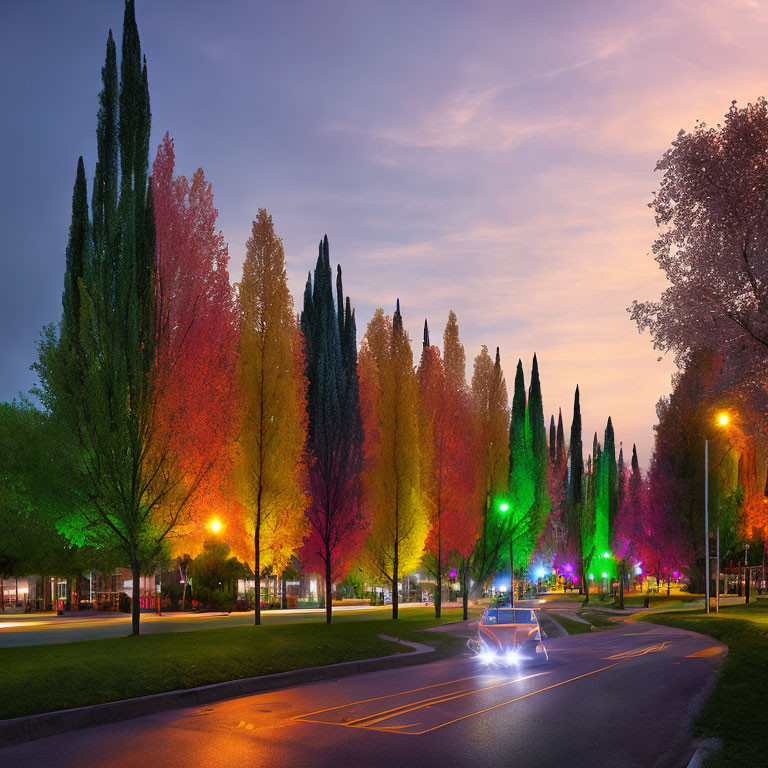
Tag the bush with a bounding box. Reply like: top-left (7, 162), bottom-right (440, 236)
top-left (118, 592), bottom-right (131, 614)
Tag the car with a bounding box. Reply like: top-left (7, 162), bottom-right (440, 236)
top-left (468, 606), bottom-right (549, 666)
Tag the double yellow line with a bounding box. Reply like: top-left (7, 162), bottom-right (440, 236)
top-left (295, 664), bottom-right (617, 736)
top-left (603, 641), bottom-right (669, 660)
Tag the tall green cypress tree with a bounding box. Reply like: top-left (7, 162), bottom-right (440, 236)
top-left (507, 360), bottom-right (535, 598)
top-left (549, 415), bottom-right (556, 464)
top-left (556, 409), bottom-right (565, 466)
top-left (61, 157), bottom-right (90, 350)
top-left (595, 417), bottom-right (617, 581)
top-left (301, 237), bottom-right (362, 623)
top-left (526, 354), bottom-right (551, 565)
top-left (617, 442), bottom-right (626, 509)
top-left (563, 386), bottom-right (585, 593)
top-left (37, 1), bottom-right (162, 636)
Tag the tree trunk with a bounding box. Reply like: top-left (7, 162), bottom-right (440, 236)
top-left (182, 579), bottom-right (188, 612)
top-left (581, 559), bottom-right (589, 604)
top-left (0, 577), bottom-right (4, 613)
top-left (666, 574), bottom-right (671, 597)
top-left (131, 561), bottom-right (141, 635)
top-left (254, 527), bottom-right (261, 626)
top-left (325, 552), bottom-right (333, 625)
top-left (435, 559), bottom-right (442, 619)
top-left (618, 561), bottom-right (624, 610)
top-left (461, 561), bottom-right (469, 621)
top-left (392, 552), bottom-right (399, 620)
top-left (156, 563), bottom-right (162, 615)
top-left (281, 575), bottom-right (287, 610)
top-left (509, 542), bottom-right (515, 607)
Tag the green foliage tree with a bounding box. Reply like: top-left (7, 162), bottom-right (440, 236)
top-left (34, 2), bottom-right (197, 634)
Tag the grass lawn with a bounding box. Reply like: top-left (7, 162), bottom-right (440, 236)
top-left (0, 607), bottom-right (471, 720)
top-left (646, 600), bottom-right (768, 767)
top-left (548, 612), bottom-right (592, 635)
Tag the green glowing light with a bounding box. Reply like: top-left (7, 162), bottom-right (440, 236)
top-left (499, 503), bottom-right (509, 513)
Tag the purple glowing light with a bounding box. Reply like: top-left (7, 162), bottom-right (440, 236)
top-left (672, 570), bottom-right (680, 579)
top-left (449, 569), bottom-right (457, 579)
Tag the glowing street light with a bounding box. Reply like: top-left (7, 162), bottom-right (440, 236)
top-left (499, 502), bottom-right (509, 513)
top-left (207, 517), bottom-right (223, 534)
top-left (705, 410), bottom-right (733, 614)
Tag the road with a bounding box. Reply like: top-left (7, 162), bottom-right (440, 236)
top-left (0, 604), bottom-right (427, 647)
top-left (0, 619), bottom-right (725, 768)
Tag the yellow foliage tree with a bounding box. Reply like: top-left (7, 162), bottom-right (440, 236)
top-left (361, 303), bottom-right (427, 619)
top-left (471, 345), bottom-right (511, 590)
top-left (234, 209), bottom-right (308, 624)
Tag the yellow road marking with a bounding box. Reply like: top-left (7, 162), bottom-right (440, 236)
top-left (410, 664), bottom-right (620, 735)
top-left (347, 674), bottom-right (544, 728)
top-left (292, 674), bottom-right (483, 720)
top-left (604, 641), bottom-right (669, 660)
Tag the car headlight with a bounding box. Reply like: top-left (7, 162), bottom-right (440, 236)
top-left (479, 648), bottom-right (497, 665)
top-left (504, 649), bottom-right (521, 666)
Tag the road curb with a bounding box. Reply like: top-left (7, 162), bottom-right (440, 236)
top-left (686, 738), bottom-right (724, 767)
top-left (0, 636), bottom-right (434, 749)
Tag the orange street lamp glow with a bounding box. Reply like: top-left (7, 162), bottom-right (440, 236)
top-left (207, 518), bottom-right (222, 534)
top-left (716, 412), bottom-right (730, 427)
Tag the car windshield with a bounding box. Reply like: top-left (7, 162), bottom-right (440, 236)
top-left (482, 608), bottom-right (535, 625)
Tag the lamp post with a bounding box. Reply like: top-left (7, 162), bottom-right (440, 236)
top-left (498, 501), bottom-right (514, 606)
top-left (706, 412), bottom-right (731, 614)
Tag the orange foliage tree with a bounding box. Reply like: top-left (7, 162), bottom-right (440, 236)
top-left (418, 313), bottom-right (479, 618)
top-left (361, 303), bottom-right (428, 619)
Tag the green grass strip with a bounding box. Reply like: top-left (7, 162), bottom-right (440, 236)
top-left (0, 607), bottom-right (468, 720)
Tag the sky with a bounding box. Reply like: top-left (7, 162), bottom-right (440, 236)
top-left (3, 0), bottom-right (768, 464)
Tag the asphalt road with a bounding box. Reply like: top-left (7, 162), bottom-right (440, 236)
top-left (0, 619), bottom-right (725, 768)
top-left (0, 604), bottom-right (427, 647)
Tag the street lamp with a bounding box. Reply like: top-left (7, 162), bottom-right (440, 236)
top-left (207, 517), bottom-right (223, 534)
top-left (705, 411), bottom-right (731, 614)
top-left (496, 498), bottom-right (514, 606)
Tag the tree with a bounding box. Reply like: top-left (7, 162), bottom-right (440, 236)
top-left (234, 209), bottom-right (308, 625)
top-left (562, 386), bottom-right (585, 593)
top-left (631, 98), bottom-right (768, 417)
top-left (151, 134), bottom-right (239, 555)
top-left (35, 2), bottom-right (160, 635)
top-left (594, 417), bottom-right (618, 585)
top-left (582, 434), bottom-right (601, 601)
top-left (417, 314), bottom-right (478, 618)
top-left (362, 302), bottom-right (427, 619)
top-left (525, 355), bottom-right (552, 567)
top-left (300, 237), bottom-right (365, 623)
top-left (470, 346), bottom-right (510, 592)
top-left (645, 350), bottom-right (738, 591)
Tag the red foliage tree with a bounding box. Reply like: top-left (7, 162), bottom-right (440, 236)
top-left (151, 134), bottom-right (239, 555)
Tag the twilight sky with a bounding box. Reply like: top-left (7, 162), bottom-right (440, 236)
top-left (3, 0), bottom-right (768, 464)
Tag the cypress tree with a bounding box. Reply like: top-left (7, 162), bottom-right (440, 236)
top-left (423, 319), bottom-right (430, 348)
top-left (61, 157), bottom-right (90, 349)
top-left (527, 354), bottom-right (551, 565)
top-left (301, 237), bottom-right (362, 623)
top-left (556, 408), bottom-right (565, 466)
top-left (39, 1), bottom-right (159, 636)
top-left (598, 417), bottom-right (618, 552)
top-left (617, 442), bottom-right (626, 509)
top-left (549, 415), bottom-right (556, 464)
